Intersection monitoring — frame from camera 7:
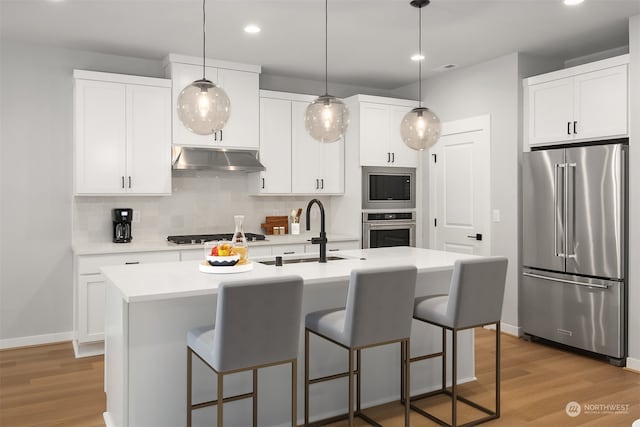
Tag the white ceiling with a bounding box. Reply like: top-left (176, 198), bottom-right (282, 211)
top-left (1, 0), bottom-right (639, 90)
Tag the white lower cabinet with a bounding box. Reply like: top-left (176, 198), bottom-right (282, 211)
top-left (74, 251), bottom-right (180, 357)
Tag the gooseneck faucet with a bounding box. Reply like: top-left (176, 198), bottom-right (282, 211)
top-left (305, 198), bottom-right (327, 263)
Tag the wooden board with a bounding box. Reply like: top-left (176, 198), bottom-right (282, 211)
top-left (261, 215), bottom-right (289, 235)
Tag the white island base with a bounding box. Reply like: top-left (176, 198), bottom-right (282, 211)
top-left (102, 248), bottom-right (477, 427)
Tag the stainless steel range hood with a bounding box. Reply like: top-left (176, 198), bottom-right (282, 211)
top-left (171, 146), bottom-right (265, 172)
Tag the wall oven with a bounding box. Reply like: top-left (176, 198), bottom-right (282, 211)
top-left (362, 166), bottom-right (416, 210)
top-left (362, 212), bottom-right (416, 249)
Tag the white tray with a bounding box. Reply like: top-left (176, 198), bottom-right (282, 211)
top-left (199, 260), bottom-right (253, 274)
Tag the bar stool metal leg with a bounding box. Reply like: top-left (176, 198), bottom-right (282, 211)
top-left (304, 329), bottom-right (310, 427)
top-left (496, 321), bottom-right (501, 417)
top-left (292, 359), bottom-right (297, 427)
top-left (451, 329), bottom-right (457, 427)
top-left (442, 328), bottom-right (447, 392)
top-left (217, 373), bottom-right (223, 427)
top-left (356, 349), bottom-right (362, 415)
top-left (187, 348), bottom-right (193, 427)
top-left (253, 368), bottom-right (258, 427)
top-left (348, 349), bottom-right (355, 425)
top-left (404, 339), bottom-right (410, 427)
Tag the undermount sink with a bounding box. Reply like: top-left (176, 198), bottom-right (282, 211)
top-left (258, 255), bottom-right (347, 266)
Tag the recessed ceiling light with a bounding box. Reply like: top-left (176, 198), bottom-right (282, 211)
top-left (411, 54), bottom-right (425, 61)
top-left (563, 0), bottom-right (584, 5)
top-left (244, 24), bottom-right (261, 34)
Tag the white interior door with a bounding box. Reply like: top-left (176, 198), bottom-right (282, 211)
top-left (429, 115), bottom-right (490, 255)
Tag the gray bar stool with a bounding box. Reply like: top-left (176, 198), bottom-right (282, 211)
top-left (187, 275), bottom-right (304, 427)
top-left (409, 257), bottom-right (508, 427)
top-left (304, 266), bottom-right (417, 426)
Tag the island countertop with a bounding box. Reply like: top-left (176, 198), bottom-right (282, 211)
top-left (101, 247), bottom-right (478, 303)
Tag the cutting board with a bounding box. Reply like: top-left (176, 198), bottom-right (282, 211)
top-left (261, 216), bottom-right (289, 235)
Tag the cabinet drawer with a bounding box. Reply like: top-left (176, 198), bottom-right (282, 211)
top-left (305, 241), bottom-right (359, 253)
top-left (272, 244), bottom-right (305, 256)
top-left (77, 251), bottom-right (180, 275)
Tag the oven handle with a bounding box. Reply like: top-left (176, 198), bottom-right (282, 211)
top-left (363, 221), bottom-right (416, 227)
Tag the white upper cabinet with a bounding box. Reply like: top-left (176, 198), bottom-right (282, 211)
top-left (255, 96), bottom-right (292, 194)
top-left (358, 100), bottom-right (418, 167)
top-left (74, 70), bottom-right (171, 195)
top-left (164, 54), bottom-right (260, 149)
top-left (526, 55), bottom-right (628, 148)
top-left (252, 91), bottom-right (344, 195)
top-left (291, 100), bottom-right (344, 194)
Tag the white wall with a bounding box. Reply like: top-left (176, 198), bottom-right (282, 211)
top-left (627, 15), bottom-right (640, 369)
top-left (0, 41), bottom-right (163, 342)
top-left (0, 40), bottom-right (375, 344)
top-left (260, 74), bottom-right (396, 99)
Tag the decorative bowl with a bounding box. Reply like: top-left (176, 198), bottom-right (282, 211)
top-left (206, 254), bottom-right (240, 266)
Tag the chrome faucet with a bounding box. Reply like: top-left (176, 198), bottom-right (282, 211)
top-left (305, 198), bottom-right (327, 263)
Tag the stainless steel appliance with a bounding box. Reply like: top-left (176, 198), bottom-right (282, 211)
top-left (362, 212), bottom-right (416, 249)
top-left (362, 166), bottom-right (415, 210)
top-left (522, 142), bottom-right (627, 365)
top-left (167, 233), bottom-right (266, 245)
top-left (112, 208), bottom-right (132, 243)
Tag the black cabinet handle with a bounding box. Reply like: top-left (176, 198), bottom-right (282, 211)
top-left (121, 176), bottom-right (125, 189)
top-left (387, 152), bottom-right (391, 163)
top-left (467, 233), bottom-right (483, 241)
top-left (573, 121), bottom-right (577, 134)
top-left (320, 178), bottom-right (324, 189)
top-left (125, 261), bottom-right (140, 265)
top-left (128, 176), bottom-right (132, 189)
top-left (567, 122), bottom-right (571, 135)
top-left (315, 179), bottom-right (319, 189)
top-left (283, 251), bottom-right (295, 255)
top-left (261, 177), bottom-right (265, 189)
top-left (219, 130), bottom-right (223, 141)
top-left (391, 152), bottom-right (395, 163)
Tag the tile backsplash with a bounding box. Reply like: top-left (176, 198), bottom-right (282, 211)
top-left (72, 171), bottom-right (331, 243)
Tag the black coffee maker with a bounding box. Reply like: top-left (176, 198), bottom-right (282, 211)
top-left (112, 208), bottom-right (133, 243)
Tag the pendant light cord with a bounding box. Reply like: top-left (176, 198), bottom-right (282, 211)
top-left (418, 4), bottom-right (422, 108)
top-left (202, 0), bottom-right (206, 79)
top-left (324, 0), bottom-right (328, 96)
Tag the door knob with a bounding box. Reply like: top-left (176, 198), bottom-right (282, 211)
top-left (467, 233), bottom-right (483, 241)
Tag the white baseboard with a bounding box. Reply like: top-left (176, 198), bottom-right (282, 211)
top-left (483, 322), bottom-right (521, 337)
top-left (0, 331), bottom-right (73, 350)
top-left (625, 356), bottom-right (640, 373)
top-left (103, 412), bottom-right (115, 427)
top-left (73, 339), bottom-right (105, 358)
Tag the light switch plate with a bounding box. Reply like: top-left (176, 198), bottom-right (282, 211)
top-left (132, 211), bottom-right (141, 223)
top-left (492, 209), bottom-right (501, 223)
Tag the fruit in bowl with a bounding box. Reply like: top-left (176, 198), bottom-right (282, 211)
top-left (206, 242), bottom-right (240, 266)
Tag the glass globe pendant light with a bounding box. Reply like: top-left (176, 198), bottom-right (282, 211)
top-left (305, 0), bottom-right (349, 143)
top-left (400, 0), bottom-right (441, 151)
top-left (176, 0), bottom-right (230, 136)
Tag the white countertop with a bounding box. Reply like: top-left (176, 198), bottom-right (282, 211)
top-left (72, 232), bottom-right (358, 255)
top-left (101, 247), bottom-right (478, 303)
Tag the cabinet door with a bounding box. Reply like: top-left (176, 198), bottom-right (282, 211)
top-left (573, 65), bottom-right (628, 140)
top-left (126, 84), bottom-right (172, 194)
top-left (217, 68), bottom-right (260, 149)
top-left (258, 98), bottom-right (292, 193)
top-left (170, 62), bottom-right (219, 147)
top-left (318, 134), bottom-right (344, 193)
top-left (388, 105), bottom-right (418, 167)
top-left (360, 102), bottom-right (391, 166)
top-left (75, 79), bottom-right (127, 194)
top-left (291, 100), bottom-right (321, 193)
top-left (528, 78), bottom-right (574, 146)
top-left (78, 275), bottom-right (106, 343)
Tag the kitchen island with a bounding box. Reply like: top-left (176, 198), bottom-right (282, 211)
top-left (102, 247), bottom-right (479, 427)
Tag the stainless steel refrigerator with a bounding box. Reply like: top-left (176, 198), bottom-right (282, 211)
top-left (521, 142), bottom-right (627, 365)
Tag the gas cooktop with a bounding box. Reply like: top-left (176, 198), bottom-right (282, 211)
top-left (167, 233), bottom-right (266, 245)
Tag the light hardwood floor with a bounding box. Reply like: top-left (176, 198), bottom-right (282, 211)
top-left (1, 328), bottom-right (638, 426)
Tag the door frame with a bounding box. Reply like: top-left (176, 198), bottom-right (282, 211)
top-left (428, 114), bottom-right (491, 254)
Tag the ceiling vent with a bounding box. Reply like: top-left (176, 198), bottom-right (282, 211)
top-left (433, 64), bottom-right (457, 72)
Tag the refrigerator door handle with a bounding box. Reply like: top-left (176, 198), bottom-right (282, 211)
top-left (554, 163), bottom-right (566, 258)
top-left (566, 163), bottom-right (577, 259)
top-left (523, 272), bottom-right (609, 289)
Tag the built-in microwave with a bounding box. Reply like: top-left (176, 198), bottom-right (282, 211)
top-left (362, 166), bottom-right (416, 210)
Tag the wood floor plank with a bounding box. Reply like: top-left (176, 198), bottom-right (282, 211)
top-left (1, 328), bottom-right (639, 426)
